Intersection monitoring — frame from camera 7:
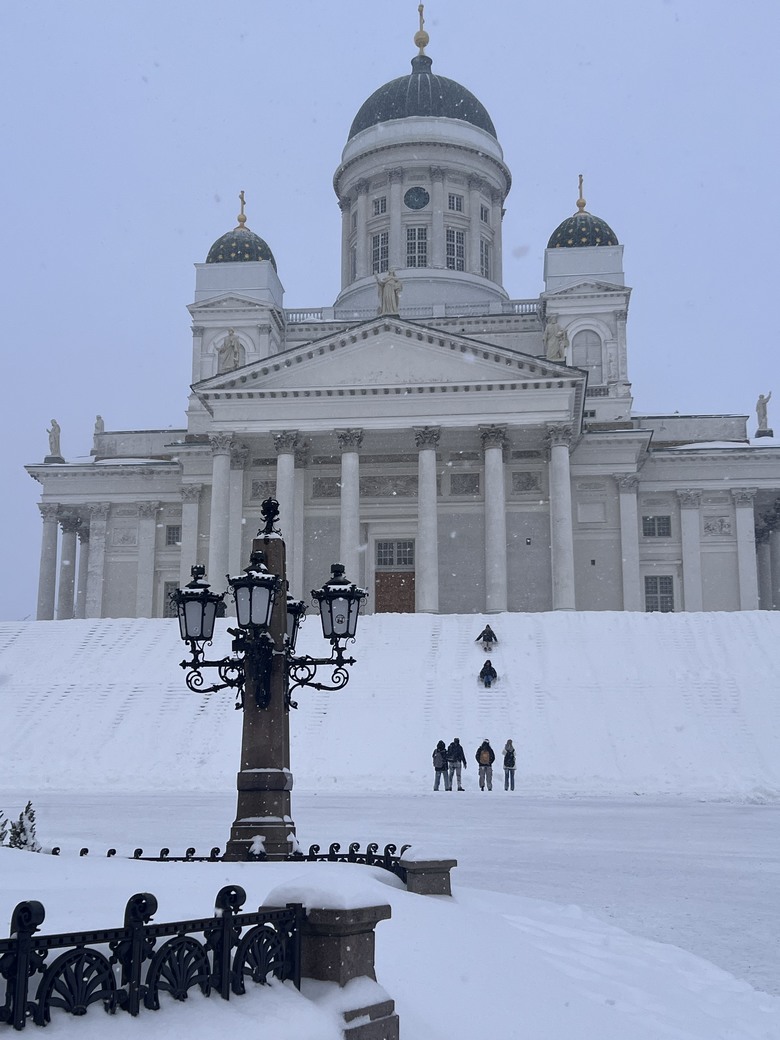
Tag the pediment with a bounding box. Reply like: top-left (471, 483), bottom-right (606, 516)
top-left (195, 318), bottom-right (572, 394)
top-left (545, 280), bottom-right (627, 297)
top-left (188, 292), bottom-right (267, 312)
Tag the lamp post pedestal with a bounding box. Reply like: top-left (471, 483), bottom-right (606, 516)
top-left (224, 533), bottom-right (296, 862)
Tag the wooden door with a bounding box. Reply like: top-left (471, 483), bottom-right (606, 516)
top-left (374, 571), bottom-right (415, 613)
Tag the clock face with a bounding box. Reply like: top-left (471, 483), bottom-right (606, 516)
top-left (404, 186), bottom-right (430, 210)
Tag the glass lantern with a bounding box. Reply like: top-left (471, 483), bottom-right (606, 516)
top-left (172, 565), bottom-right (224, 643)
top-left (229, 550), bottom-right (282, 629)
top-left (312, 564), bottom-right (367, 642)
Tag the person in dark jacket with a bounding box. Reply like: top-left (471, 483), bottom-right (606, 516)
top-left (479, 660), bottom-right (498, 687)
top-left (502, 739), bottom-right (517, 791)
top-left (475, 739), bottom-right (495, 791)
top-left (475, 624), bottom-right (498, 651)
top-left (432, 740), bottom-right (450, 790)
top-left (446, 737), bottom-right (467, 791)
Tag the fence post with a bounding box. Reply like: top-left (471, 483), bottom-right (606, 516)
top-left (2, 901), bottom-right (46, 1031)
top-left (209, 885), bottom-right (246, 999)
top-left (119, 893), bottom-right (158, 1016)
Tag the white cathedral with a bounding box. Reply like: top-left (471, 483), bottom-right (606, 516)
top-left (27, 17), bottom-right (780, 621)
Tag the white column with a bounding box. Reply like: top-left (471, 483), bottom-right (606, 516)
top-left (491, 189), bottom-right (503, 285)
top-left (208, 434), bottom-right (233, 588)
top-left (616, 474), bottom-right (642, 610)
top-left (337, 429), bottom-right (363, 584)
top-left (75, 527), bottom-right (89, 619)
top-left (732, 488), bottom-right (759, 610)
top-left (354, 179), bottom-right (369, 279)
top-left (389, 169), bottom-right (404, 272)
top-left (430, 167), bottom-right (445, 269)
top-left (677, 490), bottom-right (703, 612)
top-left (769, 527), bottom-right (780, 610)
top-left (36, 503), bottom-right (59, 620)
top-left (229, 445), bottom-right (248, 578)
top-left (179, 484), bottom-right (203, 586)
top-left (274, 430), bottom-right (298, 575)
top-left (292, 446), bottom-right (307, 599)
top-left (339, 197), bottom-right (351, 289)
top-left (468, 176), bottom-right (483, 274)
top-left (757, 537), bottom-right (772, 609)
top-left (135, 502), bottom-right (159, 617)
top-left (56, 516), bottom-right (80, 620)
top-left (85, 502), bottom-right (110, 618)
top-left (481, 425), bottom-right (508, 613)
top-left (415, 426), bottom-right (440, 612)
top-left (547, 425), bottom-right (576, 611)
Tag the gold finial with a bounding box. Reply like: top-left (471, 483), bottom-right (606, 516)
top-left (236, 189), bottom-right (247, 229)
top-left (576, 173), bottom-right (587, 213)
top-left (414, 3), bottom-right (429, 54)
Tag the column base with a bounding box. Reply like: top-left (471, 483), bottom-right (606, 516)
top-left (224, 820), bottom-right (296, 862)
top-left (755, 428), bottom-right (774, 438)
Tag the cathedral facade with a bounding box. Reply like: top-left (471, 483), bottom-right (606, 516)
top-left (27, 24), bottom-right (780, 620)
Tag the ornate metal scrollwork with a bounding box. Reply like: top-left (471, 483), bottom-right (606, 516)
top-left (33, 948), bottom-right (116, 1024)
top-left (143, 937), bottom-right (210, 1009)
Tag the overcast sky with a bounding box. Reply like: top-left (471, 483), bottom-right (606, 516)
top-left (2, 0), bottom-right (778, 621)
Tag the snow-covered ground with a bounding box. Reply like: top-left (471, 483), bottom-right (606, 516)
top-left (2, 611), bottom-right (780, 1037)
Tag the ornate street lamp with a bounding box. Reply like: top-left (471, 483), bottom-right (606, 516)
top-left (170, 497), bottom-right (367, 860)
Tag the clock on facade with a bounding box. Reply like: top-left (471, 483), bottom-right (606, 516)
top-left (403, 186), bottom-right (430, 210)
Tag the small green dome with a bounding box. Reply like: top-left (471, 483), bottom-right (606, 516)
top-left (547, 210), bottom-right (619, 249)
top-left (206, 225), bottom-right (277, 268)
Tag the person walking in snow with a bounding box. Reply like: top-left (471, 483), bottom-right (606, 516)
top-left (479, 659), bottom-right (498, 688)
top-left (432, 740), bottom-right (450, 790)
top-left (475, 739), bottom-right (495, 790)
top-left (446, 737), bottom-right (467, 791)
top-left (502, 739), bottom-right (517, 791)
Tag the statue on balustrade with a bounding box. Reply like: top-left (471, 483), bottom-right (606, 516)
top-left (47, 419), bottom-right (61, 458)
top-left (756, 391), bottom-right (772, 432)
top-left (376, 270), bottom-right (402, 315)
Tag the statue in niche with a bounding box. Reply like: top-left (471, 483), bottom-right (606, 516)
top-left (544, 314), bottom-right (568, 361)
top-left (217, 328), bottom-right (241, 373)
top-left (376, 270), bottom-right (402, 315)
top-left (47, 419), bottom-right (61, 457)
top-left (756, 391), bottom-right (772, 431)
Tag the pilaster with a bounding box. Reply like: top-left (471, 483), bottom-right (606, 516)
top-left (415, 426), bottom-right (440, 613)
top-left (135, 502), bottom-right (159, 618)
top-left (615, 474), bottom-right (641, 611)
top-left (677, 490), bottom-right (703, 611)
top-left (731, 488), bottom-right (759, 610)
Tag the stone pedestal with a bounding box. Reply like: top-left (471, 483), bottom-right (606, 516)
top-left (399, 857), bottom-right (458, 895)
top-left (755, 428), bottom-right (774, 438)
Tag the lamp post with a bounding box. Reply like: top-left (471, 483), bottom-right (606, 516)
top-left (171, 498), bottom-right (366, 861)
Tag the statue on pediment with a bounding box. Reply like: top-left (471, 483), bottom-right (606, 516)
top-left (376, 270), bottom-right (402, 315)
top-left (217, 328), bottom-right (241, 373)
top-left (544, 314), bottom-right (568, 361)
top-left (756, 391), bottom-right (772, 431)
top-left (47, 419), bottom-right (61, 458)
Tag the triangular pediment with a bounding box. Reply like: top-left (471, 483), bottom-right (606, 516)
top-left (195, 318), bottom-right (573, 394)
top-left (545, 280), bottom-right (628, 297)
top-left (188, 292), bottom-right (268, 313)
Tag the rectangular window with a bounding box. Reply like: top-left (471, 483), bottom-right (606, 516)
top-left (163, 581), bottom-right (178, 619)
top-left (480, 203), bottom-right (490, 224)
top-left (396, 540), bottom-right (415, 566)
top-left (446, 228), bottom-right (465, 271)
top-left (351, 210), bottom-right (357, 230)
top-left (447, 193), bottom-right (463, 212)
top-left (642, 515), bottom-right (672, 537)
top-left (406, 226), bottom-right (428, 267)
top-left (372, 196), bottom-right (387, 215)
top-left (165, 525), bottom-right (181, 547)
top-left (372, 231), bottom-right (389, 273)
top-left (480, 238), bottom-right (491, 279)
top-left (645, 575), bottom-right (674, 612)
top-left (376, 541), bottom-right (395, 567)
top-left (350, 245), bottom-right (357, 281)
top-left (376, 540), bottom-right (415, 568)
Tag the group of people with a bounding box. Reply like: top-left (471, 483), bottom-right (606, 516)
top-left (432, 737), bottom-right (517, 792)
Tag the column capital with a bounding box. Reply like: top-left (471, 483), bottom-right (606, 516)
top-left (545, 424), bottom-right (573, 449)
top-left (59, 515), bottom-right (81, 535)
top-left (354, 178), bottom-right (370, 195)
top-left (88, 502), bottom-right (111, 520)
top-left (231, 444), bottom-right (250, 470)
top-left (38, 503), bottom-right (60, 522)
top-left (676, 489), bottom-right (702, 508)
top-left (138, 501), bottom-right (160, 519)
top-left (181, 483), bottom-right (203, 503)
top-left (336, 428), bottom-right (364, 453)
top-left (338, 196), bottom-right (351, 212)
top-left (429, 165), bottom-right (445, 182)
top-left (731, 487), bottom-right (757, 506)
top-left (480, 424), bottom-right (507, 451)
top-left (468, 174), bottom-right (485, 192)
top-left (77, 526), bottom-right (90, 544)
top-left (614, 473), bottom-right (639, 493)
top-left (414, 425), bottom-right (441, 450)
top-left (209, 433), bottom-right (234, 456)
top-left (191, 326), bottom-right (204, 337)
top-left (273, 430), bottom-right (300, 454)
top-left (388, 167), bottom-right (404, 184)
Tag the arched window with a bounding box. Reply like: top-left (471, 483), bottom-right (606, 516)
top-left (571, 329), bottom-right (603, 385)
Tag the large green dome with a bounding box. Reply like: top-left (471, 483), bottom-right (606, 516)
top-left (348, 53), bottom-right (496, 141)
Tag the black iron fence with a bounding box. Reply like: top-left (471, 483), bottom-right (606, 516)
top-left (0, 885), bottom-right (301, 1031)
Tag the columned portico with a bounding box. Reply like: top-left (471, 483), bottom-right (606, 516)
top-left (547, 425), bottom-right (576, 610)
top-left (75, 526), bottom-right (89, 619)
top-left (135, 502), bottom-right (159, 617)
top-left (85, 502), bottom-right (110, 618)
top-left (732, 488), bottom-right (759, 610)
top-left (207, 433), bottom-right (233, 586)
top-left (415, 426), bottom-right (440, 612)
top-left (337, 429), bottom-right (363, 585)
top-left (616, 474), bottom-right (641, 610)
top-left (180, 484), bottom-right (203, 587)
top-left (481, 424), bottom-right (508, 612)
top-left (677, 490), bottom-right (703, 611)
top-left (273, 431), bottom-right (298, 578)
top-left (56, 516), bottom-right (80, 620)
top-left (36, 503), bottom-right (60, 620)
